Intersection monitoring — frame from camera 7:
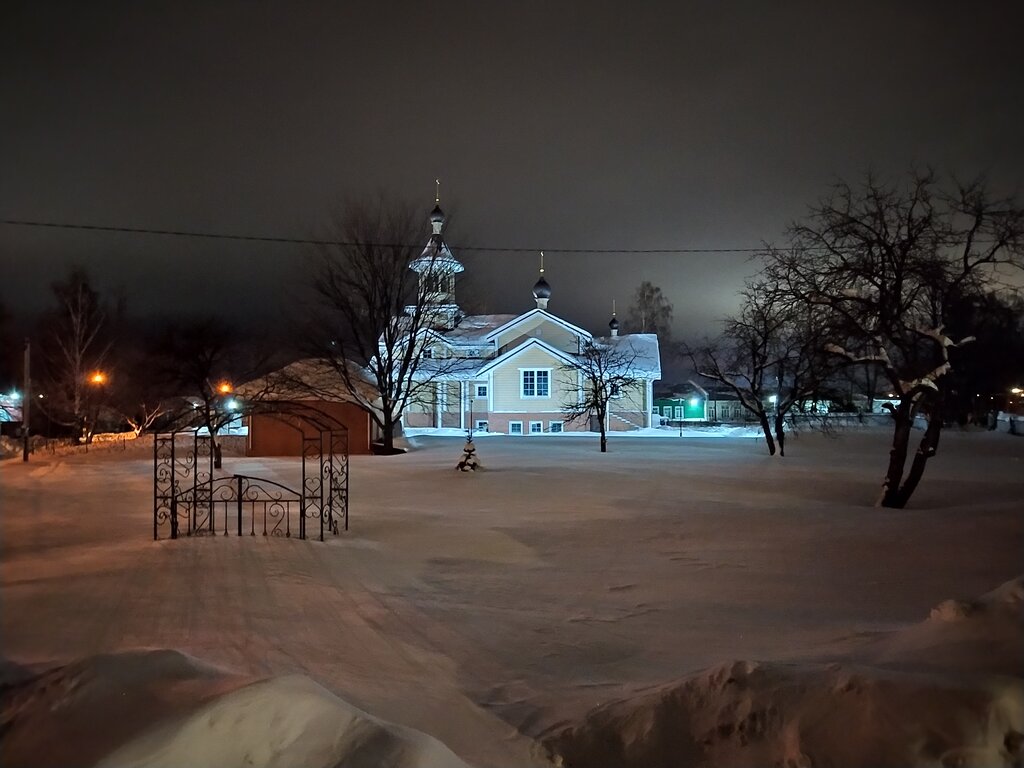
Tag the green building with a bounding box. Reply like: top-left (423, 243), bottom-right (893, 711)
top-left (654, 394), bottom-right (707, 421)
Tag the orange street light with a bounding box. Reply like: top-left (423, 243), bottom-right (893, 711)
top-left (89, 371), bottom-right (107, 386)
top-left (216, 381), bottom-right (234, 395)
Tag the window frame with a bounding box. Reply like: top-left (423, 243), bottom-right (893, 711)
top-left (475, 383), bottom-right (488, 399)
top-left (508, 421), bottom-right (524, 435)
top-left (475, 420), bottom-right (489, 432)
top-left (520, 368), bottom-right (551, 399)
top-left (529, 420), bottom-right (543, 434)
top-left (549, 421), bottom-right (563, 433)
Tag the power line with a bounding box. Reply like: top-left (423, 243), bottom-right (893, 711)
top-left (0, 218), bottom-right (765, 255)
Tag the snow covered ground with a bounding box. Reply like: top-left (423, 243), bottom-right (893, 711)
top-left (1, 429), bottom-right (1022, 766)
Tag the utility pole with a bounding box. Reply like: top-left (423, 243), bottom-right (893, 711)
top-left (22, 338), bottom-right (30, 462)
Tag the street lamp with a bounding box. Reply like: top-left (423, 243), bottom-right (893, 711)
top-left (216, 381), bottom-right (234, 395)
top-left (89, 371), bottom-right (107, 386)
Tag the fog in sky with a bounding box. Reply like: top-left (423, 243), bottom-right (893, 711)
top-left (2, 1), bottom-right (1022, 343)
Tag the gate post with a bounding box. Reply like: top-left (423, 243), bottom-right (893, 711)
top-left (237, 475), bottom-right (243, 537)
top-left (299, 442), bottom-right (306, 541)
top-left (170, 436), bottom-right (179, 539)
top-left (319, 432), bottom-right (325, 542)
top-left (153, 437), bottom-right (158, 541)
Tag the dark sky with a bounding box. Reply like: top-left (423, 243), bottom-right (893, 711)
top-left (2, 1), bottom-right (1022, 342)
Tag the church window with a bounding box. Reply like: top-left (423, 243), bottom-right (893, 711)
top-left (521, 369), bottom-right (550, 398)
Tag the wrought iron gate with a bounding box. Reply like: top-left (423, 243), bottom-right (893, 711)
top-left (153, 404), bottom-right (349, 542)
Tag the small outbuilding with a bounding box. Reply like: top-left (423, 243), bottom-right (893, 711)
top-left (241, 359), bottom-right (380, 456)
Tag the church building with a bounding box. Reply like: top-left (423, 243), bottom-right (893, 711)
top-left (400, 202), bottom-right (662, 434)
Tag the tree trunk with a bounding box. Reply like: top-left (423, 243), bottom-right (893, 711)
top-left (879, 403), bottom-right (915, 508)
top-left (757, 412), bottom-right (777, 455)
top-left (773, 412), bottom-right (787, 457)
top-left (598, 407), bottom-right (608, 452)
top-left (382, 422), bottom-right (395, 452)
top-left (890, 396), bottom-right (944, 508)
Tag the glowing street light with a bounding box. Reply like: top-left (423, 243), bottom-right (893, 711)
top-left (216, 381), bottom-right (234, 395)
top-left (89, 371), bottom-right (107, 386)
top-left (1012, 387), bottom-right (1022, 395)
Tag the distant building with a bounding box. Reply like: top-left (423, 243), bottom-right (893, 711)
top-left (654, 381), bottom-right (708, 422)
top-left (400, 202), bottom-right (662, 434)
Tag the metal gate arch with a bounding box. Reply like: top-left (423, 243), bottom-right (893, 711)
top-left (153, 402), bottom-right (349, 542)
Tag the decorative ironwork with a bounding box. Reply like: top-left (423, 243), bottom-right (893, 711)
top-left (153, 402), bottom-right (350, 543)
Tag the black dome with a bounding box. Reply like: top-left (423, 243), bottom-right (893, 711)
top-left (532, 275), bottom-right (552, 299)
top-left (429, 204), bottom-right (445, 224)
top-left (609, 315), bottom-right (620, 330)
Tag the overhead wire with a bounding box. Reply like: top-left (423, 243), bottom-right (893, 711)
top-left (0, 218), bottom-right (766, 255)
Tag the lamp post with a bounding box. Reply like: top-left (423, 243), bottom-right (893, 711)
top-left (211, 380), bottom-right (234, 469)
top-left (22, 338), bottom-right (30, 462)
top-left (85, 370), bottom-right (108, 446)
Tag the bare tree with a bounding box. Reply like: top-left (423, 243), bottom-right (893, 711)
top-left (771, 170), bottom-right (1023, 507)
top-left (302, 196), bottom-right (473, 453)
top-left (105, 340), bottom-right (175, 437)
top-left (626, 281), bottom-right (674, 342)
top-left (38, 268), bottom-right (114, 442)
top-left (561, 339), bottom-right (643, 453)
top-left (154, 316), bottom-right (267, 468)
top-left (687, 276), bottom-right (833, 456)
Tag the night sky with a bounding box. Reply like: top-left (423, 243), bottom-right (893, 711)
top-left (2, 1), bottom-right (1022, 341)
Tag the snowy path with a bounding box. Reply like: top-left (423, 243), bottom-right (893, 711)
top-left (2, 430), bottom-right (1022, 766)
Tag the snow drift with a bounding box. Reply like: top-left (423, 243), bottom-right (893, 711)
top-left (0, 649), bottom-right (469, 768)
top-left (543, 576), bottom-right (1024, 768)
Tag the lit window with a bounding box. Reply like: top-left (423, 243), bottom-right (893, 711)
top-left (521, 369), bottom-right (550, 398)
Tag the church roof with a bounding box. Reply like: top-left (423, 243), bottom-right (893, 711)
top-left (483, 308), bottom-right (590, 342)
top-left (441, 314), bottom-right (519, 343)
top-left (590, 333), bottom-right (662, 378)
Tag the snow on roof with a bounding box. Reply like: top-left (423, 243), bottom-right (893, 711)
top-left (442, 314), bottom-right (519, 343)
top-left (239, 358), bottom-right (379, 404)
top-left (591, 333), bottom-right (662, 379)
top-left (411, 355), bottom-right (485, 380)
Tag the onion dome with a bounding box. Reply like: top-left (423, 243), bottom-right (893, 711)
top-left (532, 274), bottom-right (552, 300)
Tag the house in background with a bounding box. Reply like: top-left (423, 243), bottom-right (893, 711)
top-left (654, 381), bottom-right (709, 422)
top-left (400, 203), bottom-right (662, 434)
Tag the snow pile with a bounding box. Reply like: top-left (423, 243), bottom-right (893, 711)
top-left (543, 577), bottom-right (1024, 768)
top-left (0, 649), bottom-right (469, 768)
top-left (864, 575), bottom-right (1024, 678)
